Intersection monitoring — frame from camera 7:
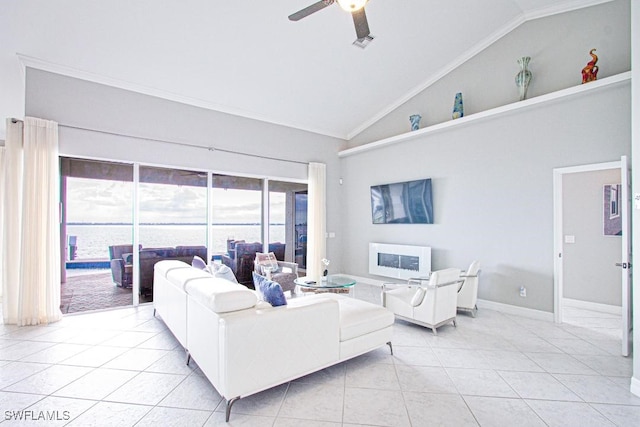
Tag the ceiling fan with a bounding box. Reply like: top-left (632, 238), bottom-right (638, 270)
top-left (288, 0), bottom-right (374, 48)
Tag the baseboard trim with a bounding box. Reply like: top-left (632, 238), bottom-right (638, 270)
top-left (345, 274), bottom-right (554, 321)
top-left (562, 297), bottom-right (621, 315)
top-left (475, 299), bottom-right (554, 321)
top-left (631, 376), bottom-right (640, 397)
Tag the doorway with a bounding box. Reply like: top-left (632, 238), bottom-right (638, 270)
top-left (553, 158), bottom-right (632, 356)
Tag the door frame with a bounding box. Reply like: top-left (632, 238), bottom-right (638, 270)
top-left (552, 159), bottom-right (623, 324)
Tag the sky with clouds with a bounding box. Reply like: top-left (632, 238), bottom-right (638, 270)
top-left (66, 177), bottom-right (285, 224)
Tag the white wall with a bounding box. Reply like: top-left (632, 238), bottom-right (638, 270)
top-left (25, 69), bottom-right (346, 272)
top-left (340, 82), bottom-right (630, 313)
top-left (562, 168), bottom-right (621, 306)
top-left (350, 0), bottom-right (631, 146)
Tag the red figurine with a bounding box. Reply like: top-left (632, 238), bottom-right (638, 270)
top-left (581, 49), bottom-right (599, 84)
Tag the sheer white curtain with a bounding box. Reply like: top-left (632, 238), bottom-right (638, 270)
top-left (2, 117), bottom-right (62, 325)
top-left (306, 162), bottom-right (326, 280)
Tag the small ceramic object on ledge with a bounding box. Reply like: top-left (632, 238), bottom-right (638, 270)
top-left (515, 56), bottom-right (532, 101)
top-left (452, 92), bottom-right (464, 119)
top-left (409, 114), bottom-right (422, 131)
top-left (581, 48), bottom-right (599, 84)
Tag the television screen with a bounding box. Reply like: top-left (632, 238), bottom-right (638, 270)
top-left (370, 179), bottom-right (433, 224)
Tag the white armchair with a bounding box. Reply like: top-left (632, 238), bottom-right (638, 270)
top-left (457, 261), bottom-right (480, 317)
top-left (382, 268), bottom-right (462, 335)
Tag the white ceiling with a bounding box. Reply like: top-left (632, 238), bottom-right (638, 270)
top-left (2, 0), bottom-right (611, 140)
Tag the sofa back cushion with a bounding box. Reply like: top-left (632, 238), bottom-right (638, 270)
top-left (155, 260), bottom-right (192, 278)
top-left (167, 267), bottom-right (214, 291)
top-left (186, 279), bottom-right (257, 313)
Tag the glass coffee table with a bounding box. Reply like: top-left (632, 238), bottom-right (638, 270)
top-left (295, 275), bottom-right (356, 296)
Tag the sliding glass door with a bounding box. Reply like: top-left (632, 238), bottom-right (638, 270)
top-left (60, 157), bottom-right (308, 308)
top-left (60, 158), bottom-right (134, 313)
top-left (137, 166), bottom-right (208, 301)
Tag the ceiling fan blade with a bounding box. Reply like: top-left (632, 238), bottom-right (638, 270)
top-left (288, 1), bottom-right (334, 22)
top-left (352, 8), bottom-right (371, 40)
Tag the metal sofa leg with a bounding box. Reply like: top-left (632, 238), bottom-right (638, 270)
top-left (453, 319), bottom-right (457, 327)
top-left (386, 341), bottom-right (393, 355)
top-left (153, 308), bottom-right (156, 317)
top-left (225, 397), bottom-right (240, 422)
top-left (186, 350), bottom-right (191, 366)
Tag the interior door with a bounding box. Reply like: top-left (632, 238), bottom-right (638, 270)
top-left (619, 155), bottom-right (632, 356)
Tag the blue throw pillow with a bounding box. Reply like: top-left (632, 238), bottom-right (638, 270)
top-left (252, 272), bottom-right (287, 307)
top-left (192, 255), bottom-right (207, 270)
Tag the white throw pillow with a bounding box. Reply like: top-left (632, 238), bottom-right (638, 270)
top-left (213, 263), bottom-right (238, 283)
top-left (410, 287), bottom-right (426, 306)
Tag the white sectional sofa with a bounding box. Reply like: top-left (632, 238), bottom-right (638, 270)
top-left (153, 260), bottom-right (394, 421)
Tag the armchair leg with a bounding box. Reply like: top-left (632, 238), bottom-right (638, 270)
top-left (186, 350), bottom-right (191, 366)
top-left (225, 397), bottom-right (240, 422)
top-left (472, 305), bottom-right (478, 318)
top-left (386, 341), bottom-right (393, 355)
top-left (431, 327), bottom-right (438, 335)
top-left (453, 319), bottom-right (457, 328)
top-left (153, 308), bottom-right (156, 317)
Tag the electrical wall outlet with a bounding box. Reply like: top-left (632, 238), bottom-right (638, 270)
top-left (519, 286), bottom-right (527, 297)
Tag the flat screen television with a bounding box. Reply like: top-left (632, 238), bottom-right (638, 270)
top-left (370, 178), bottom-right (433, 224)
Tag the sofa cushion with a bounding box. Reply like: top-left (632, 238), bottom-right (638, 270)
top-left (253, 272), bottom-right (287, 307)
top-left (186, 278), bottom-right (257, 313)
top-left (155, 260), bottom-right (191, 278)
top-left (383, 287), bottom-right (415, 319)
top-left (318, 294), bottom-right (394, 341)
top-left (167, 267), bottom-right (214, 291)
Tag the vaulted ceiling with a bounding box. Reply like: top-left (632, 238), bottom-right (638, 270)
top-left (1, 0), bottom-right (612, 140)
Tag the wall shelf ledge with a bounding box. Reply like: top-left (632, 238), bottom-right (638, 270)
top-left (339, 71), bottom-right (631, 158)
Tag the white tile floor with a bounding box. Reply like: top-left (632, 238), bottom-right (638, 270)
top-left (0, 284), bottom-right (638, 426)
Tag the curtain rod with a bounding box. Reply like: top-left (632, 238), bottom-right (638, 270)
top-left (10, 120), bottom-right (307, 165)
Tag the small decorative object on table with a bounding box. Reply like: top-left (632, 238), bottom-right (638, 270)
top-left (321, 258), bottom-right (330, 282)
top-left (452, 92), bottom-right (464, 119)
top-left (581, 48), bottom-right (599, 84)
top-left (409, 114), bottom-right (422, 131)
top-left (515, 56), bottom-right (532, 101)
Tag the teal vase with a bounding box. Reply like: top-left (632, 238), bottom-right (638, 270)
top-left (515, 56), bottom-right (532, 100)
top-left (409, 114), bottom-right (422, 131)
top-left (452, 93), bottom-right (464, 119)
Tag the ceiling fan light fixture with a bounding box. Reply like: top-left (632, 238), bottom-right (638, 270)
top-left (337, 0), bottom-right (367, 12)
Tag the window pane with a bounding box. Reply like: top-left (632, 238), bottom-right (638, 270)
top-left (211, 175), bottom-right (263, 254)
top-left (138, 166), bottom-right (208, 248)
top-left (138, 166), bottom-right (208, 301)
top-left (61, 157), bottom-right (134, 312)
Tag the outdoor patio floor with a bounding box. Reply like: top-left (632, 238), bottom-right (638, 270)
top-left (60, 270), bottom-right (136, 314)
